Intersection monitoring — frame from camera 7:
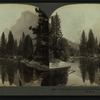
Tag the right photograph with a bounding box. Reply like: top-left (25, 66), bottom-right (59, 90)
top-left (49, 4), bottom-right (100, 86)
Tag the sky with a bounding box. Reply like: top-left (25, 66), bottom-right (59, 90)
top-left (0, 4), bottom-right (37, 36)
top-left (51, 4), bottom-right (100, 44)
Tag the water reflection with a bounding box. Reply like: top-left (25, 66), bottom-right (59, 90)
top-left (48, 58), bottom-right (100, 86)
top-left (79, 58), bottom-right (100, 85)
top-left (0, 59), bottom-right (47, 86)
top-left (1, 58), bottom-right (100, 86)
top-left (46, 67), bottom-right (68, 86)
top-left (18, 63), bottom-right (33, 83)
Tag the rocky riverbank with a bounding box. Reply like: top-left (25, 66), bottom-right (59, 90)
top-left (20, 59), bottom-right (48, 71)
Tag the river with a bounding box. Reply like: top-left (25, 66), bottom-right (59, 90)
top-left (65, 58), bottom-right (100, 86)
top-left (0, 59), bottom-right (47, 86)
top-left (0, 58), bottom-right (100, 86)
top-left (49, 58), bottom-right (100, 86)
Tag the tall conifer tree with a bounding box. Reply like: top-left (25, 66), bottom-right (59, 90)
top-left (29, 8), bottom-right (49, 65)
top-left (80, 30), bottom-right (87, 56)
top-left (7, 31), bottom-right (14, 56)
top-left (87, 29), bottom-right (95, 55)
top-left (1, 32), bottom-right (6, 57)
top-left (23, 35), bottom-right (33, 60)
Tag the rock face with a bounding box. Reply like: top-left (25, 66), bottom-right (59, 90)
top-left (4, 11), bottom-right (38, 43)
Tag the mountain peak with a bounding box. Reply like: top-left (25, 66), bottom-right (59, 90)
top-left (21, 10), bottom-right (35, 15)
top-left (4, 11), bottom-right (38, 42)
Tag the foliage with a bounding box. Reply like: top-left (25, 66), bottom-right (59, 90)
top-left (80, 30), bottom-right (87, 56)
top-left (87, 29), bottom-right (95, 55)
top-left (49, 13), bottom-right (70, 61)
top-left (0, 32), bottom-right (7, 57)
top-left (29, 8), bottom-right (49, 65)
top-left (80, 29), bottom-right (99, 57)
top-left (23, 35), bottom-right (33, 60)
top-left (7, 31), bottom-right (15, 56)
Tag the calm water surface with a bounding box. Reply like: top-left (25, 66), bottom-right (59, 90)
top-left (0, 58), bottom-right (100, 86)
top-left (0, 59), bottom-right (47, 86)
top-left (49, 58), bottom-right (100, 86)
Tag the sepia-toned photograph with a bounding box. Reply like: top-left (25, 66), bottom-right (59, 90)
top-left (0, 4), bottom-right (49, 86)
top-left (49, 4), bottom-right (100, 86)
top-left (1, 3), bottom-right (100, 89)
top-left (0, 2), bottom-right (100, 96)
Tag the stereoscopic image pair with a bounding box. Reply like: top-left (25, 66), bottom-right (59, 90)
top-left (0, 4), bottom-right (99, 86)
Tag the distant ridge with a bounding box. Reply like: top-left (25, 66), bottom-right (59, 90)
top-left (67, 39), bottom-right (79, 50)
top-left (4, 10), bottom-right (38, 43)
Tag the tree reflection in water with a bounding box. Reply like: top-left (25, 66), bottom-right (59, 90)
top-left (1, 58), bottom-right (100, 86)
top-left (0, 59), bottom-right (47, 86)
top-left (41, 67), bottom-right (68, 86)
top-left (79, 58), bottom-right (100, 85)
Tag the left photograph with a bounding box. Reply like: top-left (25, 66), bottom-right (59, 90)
top-left (0, 4), bottom-right (49, 86)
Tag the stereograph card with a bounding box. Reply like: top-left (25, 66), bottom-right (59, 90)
top-left (0, 2), bottom-right (99, 96)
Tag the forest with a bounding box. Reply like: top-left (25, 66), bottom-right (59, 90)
top-left (80, 29), bottom-right (100, 58)
top-left (49, 13), bottom-right (79, 62)
top-left (1, 12), bottom-right (98, 67)
top-left (0, 8), bottom-right (49, 66)
top-left (49, 13), bottom-right (100, 62)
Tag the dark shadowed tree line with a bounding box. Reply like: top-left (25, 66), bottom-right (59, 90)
top-left (0, 8), bottom-right (49, 66)
top-left (80, 29), bottom-right (100, 57)
top-left (0, 31), bottom-right (33, 60)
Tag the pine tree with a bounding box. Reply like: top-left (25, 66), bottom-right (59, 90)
top-left (22, 32), bottom-right (25, 43)
top-left (23, 35), bottom-right (33, 60)
top-left (1, 32), bottom-right (6, 57)
top-left (29, 8), bottom-right (49, 65)
top-left (49, 13), bottom-right (70, 61)
top-left (58, 38), bottom-right (70, 61)
top-left (80, 30), bottom-right (87, 56)
top-left (14, 39), bottom-right (18, 55)
top-left (50, 14), bottom-right (62, 41)
top-left (94, 37), bottom-right (98, 54)
top-left (98, 41), bottom-right (100, 54)
top-left (18, 33), bottom-right (25, 56)
top-left (14, 39), bottom-right (17, 48)
top-left (18, 39), bottom-right (23, 55)
top-left (49, 16), bottom-right (55, 60)
top-left (87, 29), bottom-right (95, 55)
top-left (7, 31), bottom-right (14, 56)
top-left (50, 14), bottom-right (63, 59)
